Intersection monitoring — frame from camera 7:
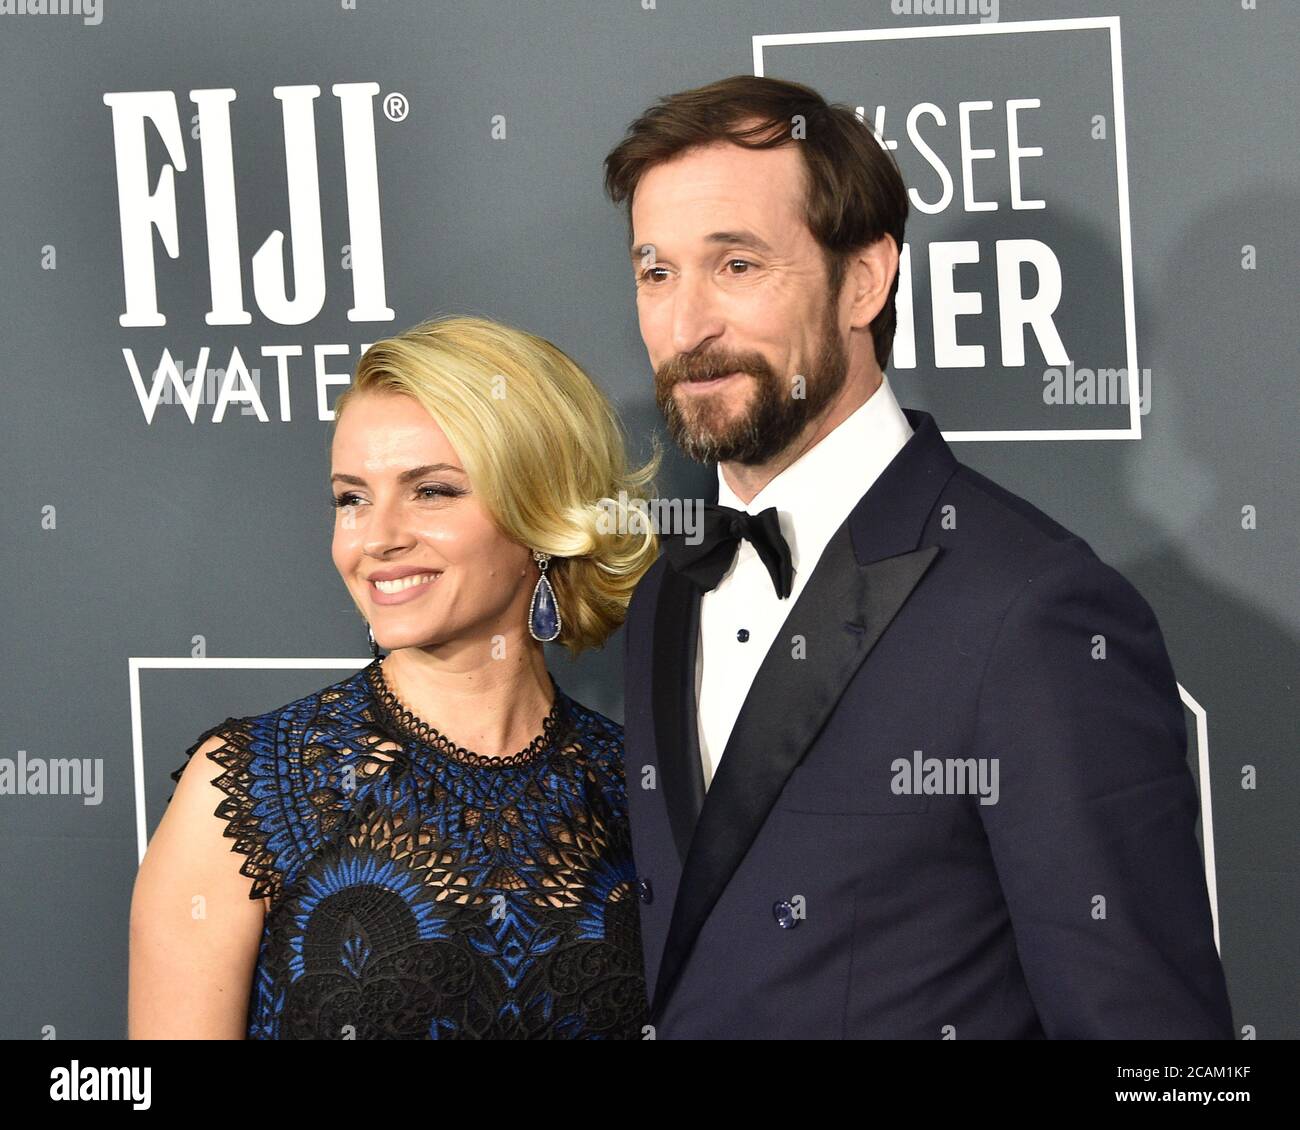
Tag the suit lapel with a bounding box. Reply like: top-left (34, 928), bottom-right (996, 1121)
top-left (648, 408), bottom-right (958, 1020)
top-left (650, 563), bottom-right (706, 865)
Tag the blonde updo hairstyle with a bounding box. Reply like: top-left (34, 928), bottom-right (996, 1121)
top-left (332, 315), bottom-right (661, 658)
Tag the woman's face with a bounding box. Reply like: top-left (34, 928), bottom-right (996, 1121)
top-left (330, 391), bottom-right (535, 655)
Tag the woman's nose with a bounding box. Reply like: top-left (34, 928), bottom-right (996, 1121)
top-left (362, 496), bottom-right (414, 554)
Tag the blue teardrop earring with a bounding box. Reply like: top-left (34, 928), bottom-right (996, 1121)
top-left (528, 550), bottom-right (562, 642)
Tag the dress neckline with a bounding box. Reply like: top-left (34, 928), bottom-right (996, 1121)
top-left (362, 657), bottom-right (566, 769)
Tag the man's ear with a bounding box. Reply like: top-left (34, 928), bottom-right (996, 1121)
top-left (843, 233), bottom-right (900, 331)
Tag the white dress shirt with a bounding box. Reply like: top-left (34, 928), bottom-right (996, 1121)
top-left (694, 374), bottom-right (914, 789)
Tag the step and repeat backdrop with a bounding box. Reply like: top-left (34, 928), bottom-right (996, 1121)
top-left (0, 0), bottom-right (1294, 1039)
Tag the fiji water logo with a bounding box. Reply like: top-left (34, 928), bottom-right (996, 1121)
top-left (101, 82), bottom-right (403, 422)
top-left (103, 82), bottom-right (394, 327)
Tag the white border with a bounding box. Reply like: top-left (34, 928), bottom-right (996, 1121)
top-left (753, 17), bottom-right (1141, 442)
top-left (130, 656), bottom-right (369, 865)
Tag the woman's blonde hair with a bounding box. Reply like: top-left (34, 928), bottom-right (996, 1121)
top-left (333, 314), bottom-right (661, 657)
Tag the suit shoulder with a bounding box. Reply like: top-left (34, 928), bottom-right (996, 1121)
top-left (945, 463), bottom-right (1079, 545)
top-left (936, 463), bottom-right (1107, 578)
top-left (936, 464), bottom-right (1165, 631)
top-left (627, 551), bottom-right (669, 622)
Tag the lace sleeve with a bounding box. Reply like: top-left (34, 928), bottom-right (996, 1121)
top-left (168, 717), bottom-right (284, 904)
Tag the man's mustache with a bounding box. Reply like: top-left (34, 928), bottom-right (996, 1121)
top-left (659, 352), bottom-right (774, 385)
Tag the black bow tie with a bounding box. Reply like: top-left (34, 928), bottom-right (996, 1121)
top-left (663, 502), bottom-right (793, 599)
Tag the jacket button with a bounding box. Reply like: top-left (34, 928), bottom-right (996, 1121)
top-left (773, 900), bottom-right (798, 929)
top-left (638, 877), bottom-right (654, 904)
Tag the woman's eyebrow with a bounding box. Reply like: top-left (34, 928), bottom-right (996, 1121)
top-left (330, 463), bottom-right (465, 486)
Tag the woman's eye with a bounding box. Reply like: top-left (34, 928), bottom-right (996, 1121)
top-left (331, 485), bottom-right (463, 509)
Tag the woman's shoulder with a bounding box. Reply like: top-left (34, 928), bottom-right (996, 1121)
top-left (165, 664), bottom-right (381, 904)
top-left (170, 663), bottom-right (379, 786)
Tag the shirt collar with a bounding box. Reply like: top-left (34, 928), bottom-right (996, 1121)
top-left (715, 373), bottom-right (914, 575)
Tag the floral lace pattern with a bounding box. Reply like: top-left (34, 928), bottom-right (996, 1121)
top-left (168, 660), bottom-right (648, 1039)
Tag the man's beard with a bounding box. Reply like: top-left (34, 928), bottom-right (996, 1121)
top-left (654, 297), bottom-right (848, 466)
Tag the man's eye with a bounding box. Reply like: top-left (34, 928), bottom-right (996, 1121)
top-left (726, 259), bottom-right (754, 275)
top-left (638, 267), bottom-right (668, 283)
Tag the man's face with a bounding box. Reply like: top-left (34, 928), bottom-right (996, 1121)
top-left (630, 139), bottom-right (848, 465)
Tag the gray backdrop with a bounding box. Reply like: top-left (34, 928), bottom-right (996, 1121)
top-left (0, 0), bottom-right (1294, 1039)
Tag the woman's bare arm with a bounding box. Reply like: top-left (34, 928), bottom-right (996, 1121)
top-left (128, 735), bottom-right (267, 1038)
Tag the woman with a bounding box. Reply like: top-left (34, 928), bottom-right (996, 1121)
top-left (129, 315), bottom-right (660, 1039)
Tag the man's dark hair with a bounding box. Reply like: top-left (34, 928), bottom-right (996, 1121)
top-left (603, 74), bottom-right (909, 371)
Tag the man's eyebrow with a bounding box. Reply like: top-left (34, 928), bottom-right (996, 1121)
top-left (330, 463), bottom-right (465, 486)
top-left (628, 230), bottom-right (777, 261)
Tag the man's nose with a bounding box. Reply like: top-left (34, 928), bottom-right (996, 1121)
top-left (670, 272), bottom-right (725, 356)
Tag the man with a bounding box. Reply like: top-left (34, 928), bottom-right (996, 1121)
top-left (603, 75), bottom-right (1233, 1038)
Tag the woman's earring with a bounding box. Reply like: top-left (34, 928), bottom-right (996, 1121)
top-left (366, 621), bottom-right (380, 658)
top-left (528, 551), bottom-right (561, 642)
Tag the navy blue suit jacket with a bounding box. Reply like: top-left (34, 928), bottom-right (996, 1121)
top-left (623, 408), bottom-right (1233, 1038)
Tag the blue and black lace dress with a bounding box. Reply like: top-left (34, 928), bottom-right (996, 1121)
top-left (168, 659), bottom-right (648, 1039)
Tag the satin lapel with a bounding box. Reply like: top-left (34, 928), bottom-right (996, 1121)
top-left (651, 559), bottom-right (707, 866)
top-left (649, 528), bottom-right (941, 1018)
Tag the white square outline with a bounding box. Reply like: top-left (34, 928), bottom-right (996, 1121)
top-left (130, 657), bottom-right (1220, 955)
top-left (129, 656), bottom-right (369, 865)
top-left (754, 17), bottom-right (1141, 442)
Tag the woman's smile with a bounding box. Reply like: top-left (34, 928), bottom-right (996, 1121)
top-left (367, 568), bottom-right (443, 605)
